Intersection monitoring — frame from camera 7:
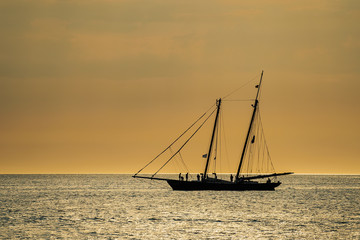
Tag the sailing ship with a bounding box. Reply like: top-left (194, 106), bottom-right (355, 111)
top-left (133, 71), bottom-right (293, 190)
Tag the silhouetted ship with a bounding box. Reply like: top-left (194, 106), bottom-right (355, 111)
top-left (133, 71), bottom-right (293, 191)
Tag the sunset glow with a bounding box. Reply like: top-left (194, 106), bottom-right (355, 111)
top-left (1, 0), bottom-right (359, 174)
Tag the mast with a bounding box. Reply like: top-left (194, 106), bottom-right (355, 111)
top-left (235, 71), bottom-right (264, 180)
top-left (203, 98), bottom-right (221, 179)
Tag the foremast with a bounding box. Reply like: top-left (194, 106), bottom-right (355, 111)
top-left (235, 71), bottom-right (264, 181)
top-left (203, 98), bottom-right (221, 179)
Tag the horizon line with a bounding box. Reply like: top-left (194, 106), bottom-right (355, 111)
top-left (1, 173), bottom-right (360, 175)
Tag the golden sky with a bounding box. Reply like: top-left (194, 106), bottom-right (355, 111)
top-left (1, 0), bottom-right (359, 174)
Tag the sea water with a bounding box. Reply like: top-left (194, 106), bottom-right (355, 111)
top-left (0, 174), bottom-right (359, 239)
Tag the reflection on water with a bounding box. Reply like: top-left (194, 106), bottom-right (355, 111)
top-left (1, 174), bottom-right (359, 239)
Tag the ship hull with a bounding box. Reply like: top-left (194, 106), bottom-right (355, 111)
top-left (167, 180), bottom-right (281, 191)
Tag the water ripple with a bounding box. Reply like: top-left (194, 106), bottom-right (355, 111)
top-left (0, 174), bottom-right (359, 239)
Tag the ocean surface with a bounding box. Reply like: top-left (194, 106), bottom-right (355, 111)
top-left (1, 174), bottom-right (359, 239)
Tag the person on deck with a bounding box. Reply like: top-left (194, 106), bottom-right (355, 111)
top-left (186, 173), bottom-right (189, 181)
top-left (230, 174), bottom-right (233, 182)
top-left (197, 174), bottom-right (200, 181)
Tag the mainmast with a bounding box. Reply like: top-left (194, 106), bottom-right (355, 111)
top-left (235, 71), bottom-right (264, 180)
top-left (203, 98), bottom-right (221, 179)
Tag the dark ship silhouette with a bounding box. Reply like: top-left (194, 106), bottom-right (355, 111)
top-left (133, 71), bottom-right (293, 191)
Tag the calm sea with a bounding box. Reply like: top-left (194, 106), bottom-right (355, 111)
top-left (1, 174), bottom-right (359, 239)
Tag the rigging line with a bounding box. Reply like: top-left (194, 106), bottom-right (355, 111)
top-left (259, 118), bottom-right (264, 173)
top-left (262, 133), bottom-right (265, 173)
top-left (257, 111), bottom-right (266, 172)
top-left (151, 108), bottom-right (216, 178)
top-left (255, 110), bottom-right (262, 173)
top-left (222, 74), bottom-right (260, 100)
top-left (253, 112), bottom-right (259, 173)
top-left (221, 108), bottom-right (230, 173)
top-left (133, 103), bottom-right (216, 176)
top-left (169, 147), bottom-right (186, 173)
top-left (246, 144), bottom-right (253, 175)
top-left (262, 132), bottom-right (266, 172)
top-left (258, 111), bottom-right (269, 173)
top-left (218, 110), bottom-right (222, 174)
top-left (258, 111), bottom-right (276, 172)
top-left (178, 152), bottom-right (190, 173)
top-left (248, 111), bottom-right (259, 174)
top-left (249, 132), bottom-right (256, 174)
top-left (216, 109), bottom-right (221, 172)
top-left (213, 109), bottom-right (220, 173)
